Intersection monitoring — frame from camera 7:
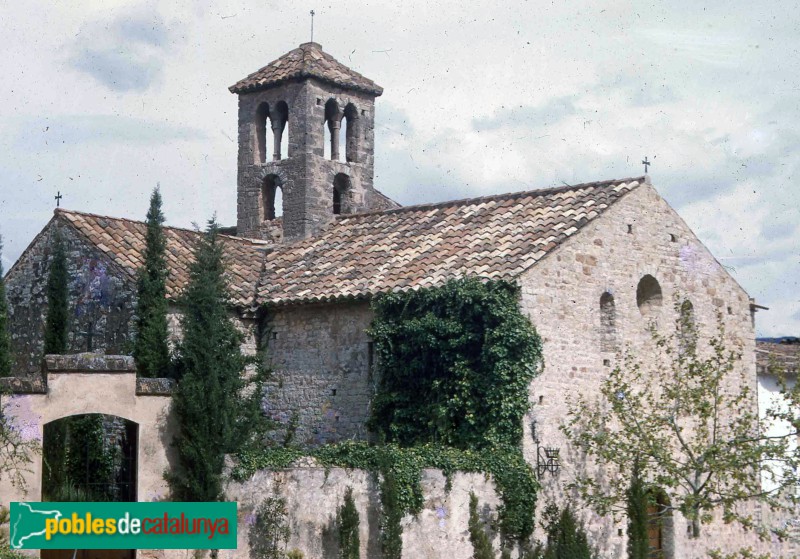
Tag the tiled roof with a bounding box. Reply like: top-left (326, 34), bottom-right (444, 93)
top-left (229, 42), bottom-right (383, 96)
top-left (756, 341), bottom-right (800, 376)
top-left (256, 177), bottom-right (644, 305)
top-left (48, 177), bottom-right (643, 309)
top-left (56, 209), bottom-right (268, 307)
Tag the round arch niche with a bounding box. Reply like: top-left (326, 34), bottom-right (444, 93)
top-left (636, 275), bottom-right (663, 317)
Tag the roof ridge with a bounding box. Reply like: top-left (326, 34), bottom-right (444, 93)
top-left (337, 176), bottom-right (646, 221)
top-left (54, 208), bottom-right (270, 246)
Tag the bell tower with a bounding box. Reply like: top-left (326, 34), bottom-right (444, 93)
top-left (230, 42), bottom-right (385, 242)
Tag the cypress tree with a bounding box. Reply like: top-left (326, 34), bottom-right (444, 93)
top-left (379, 469), bottom-right (403, 559)
top-left (626, 460), bottom-right (649, 559)
top-left (468, 492), bottom-right (495, 559)
top-left (168, 218), bottom-right (265, 503)
top-left (0, 235), bottom-right (12, 376)
top-left (338, 487), bottom-right (360, 559)
top-left (542, 505), bottom-right (592, 559)
top-left (133, 187), bottom-right (171, 377)
top-left (43, 229), bottom-right (69, 355)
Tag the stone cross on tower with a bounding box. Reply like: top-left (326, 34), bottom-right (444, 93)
top-left (642, 157), bottom-right (651, 173)
top-left (54, 191), bottom-right (63, 208)
top-left (310, 10), bottom-right (315, 43)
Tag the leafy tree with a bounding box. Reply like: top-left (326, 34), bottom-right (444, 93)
top-left (338, 487), bottom-right (360, 559)
top-left (133, 186), bottom-right (171, 377)
top-left (626, 459), bottom-right (649, 559)
top-left (369, 278), bottom-right (543, 449)
top-left (468, 492), bottom-right (495, 559)
top-left (563, 297), bottom-right (800, 539)
top-left (0, 388), bottom-right (39, 492)
top-left (540, 504), bottom-right (593, 559)
top-left (248, 495), bottom-right (291, 559)
top-left (43, 229), bottom-right (69, 355)
top-left (0, 235), bottom-right (11, 376)
top-left (168, 217), bottom-right (266, 503)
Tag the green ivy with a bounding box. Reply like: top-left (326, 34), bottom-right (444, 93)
top-left (368, 278), bottom-right (543, 449)
top-left (235, 442), bottom-right (539, 543)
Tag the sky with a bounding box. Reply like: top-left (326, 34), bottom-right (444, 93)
top-left (0, 0), bottom-right (797, 336)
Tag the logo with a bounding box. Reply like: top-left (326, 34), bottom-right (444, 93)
top-left (10, 502), bottom-right (237, 550)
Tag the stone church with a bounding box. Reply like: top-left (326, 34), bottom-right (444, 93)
top-left (3, 42), bottom-right (766, 557)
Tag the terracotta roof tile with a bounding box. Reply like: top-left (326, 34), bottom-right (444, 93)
top-left (256, 177), bottom-right (643, 305)
top-left (53, 177), bottom-right (642, 309)
top-left (756, 341), bottom-right (800, 375)
top-left (229, 42), bottom-right (383, 96)
top-left (56, 209), bottom-right (268, 307)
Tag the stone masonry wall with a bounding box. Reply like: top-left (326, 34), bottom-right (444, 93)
top-left (518, 181), bottom-right (761, 558)
top-left (260, 301), bottom-right (375, 446)
top-left (4, 218), bottom-right (137, 374)
top-left (236, 77), bottom-right (380, 241)
top-left (226, 467), bottom-right (502, 559)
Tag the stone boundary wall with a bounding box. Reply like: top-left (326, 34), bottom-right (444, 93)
top-left (225, 467), bottom-right (502, 559)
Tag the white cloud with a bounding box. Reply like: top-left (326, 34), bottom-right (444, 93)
top-left (0, 0), bottom-right (798, 335)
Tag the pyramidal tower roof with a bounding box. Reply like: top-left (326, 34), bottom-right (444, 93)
top-left (229, 42), bottom-right (383, 96)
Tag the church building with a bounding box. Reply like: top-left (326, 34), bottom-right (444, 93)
top-left (3, 41), bottom-right (764, 557)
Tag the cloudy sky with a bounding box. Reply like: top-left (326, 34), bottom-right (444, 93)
top-left (0, 0), bottom-right (797, 336)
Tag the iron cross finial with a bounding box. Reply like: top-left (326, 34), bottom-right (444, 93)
top-left (55, 191), bottom-right (63, 208)
top-left (310, 10), bottom-right (315, 43)
top-left (642, 157), bottom-right (651, 174)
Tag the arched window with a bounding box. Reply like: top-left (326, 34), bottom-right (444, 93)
top-left (255, 102), bottom-right (270, 164)
top-left (600, 292), bottom-right (617, 352)
top-left (343, 103), bottom-right (358, 163)
top-left (678, 299), bottom-right (696, 351)
top-left (324, 99), bottom-right (341, 161)
top-left (333, 173), bottom-right (351, 215)
top-left (636, 275), bottom-right (663, 317)
top-left (272, 101), bottom-right (289, 161)
top-left (263, 175), bottom-right (282, 220)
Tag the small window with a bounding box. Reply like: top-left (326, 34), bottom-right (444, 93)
top-left (636, 275), bottom-right (663, 317)
top-left (600, 292), bottom-right (618, 352)
top-left (262, 175), bottom-right (282, 220)
top-left (627, 224), bottom-right (633, 234)
top-left (333, 173), bottom-right (351, 215)
top-left (678, 299), bottom-right (696, 351)
top-left (669, 233), bottom-right (677, 242)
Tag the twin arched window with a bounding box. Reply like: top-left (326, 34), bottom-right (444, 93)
top-left (324, 99), bottom-right (358, 163)
top-left (255, 101), bottom-right (289, 163)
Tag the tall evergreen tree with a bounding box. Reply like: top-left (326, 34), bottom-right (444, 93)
top-left (168, 218), bottom-right (265, 503)
top-left (468, 492), bottom-right (495, 559)
top-left (0, 235), bottom-right (12, 376)
top-left (542, 504), bottom-right (593, 559)
top-left (43, 229), bottom-right (69, 355)
top-left (133, 187), bottom-right (171, 377)
top-left (626, 459), bottom-right (649, 559)
top-left (338, 487), bottom-right (361, 559)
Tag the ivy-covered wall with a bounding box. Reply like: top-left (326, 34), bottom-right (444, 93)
top-left (227, 466), bottom-right (502, 559)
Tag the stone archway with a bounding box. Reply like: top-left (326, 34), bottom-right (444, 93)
top-left (0, 354), bottom-right (176, 559)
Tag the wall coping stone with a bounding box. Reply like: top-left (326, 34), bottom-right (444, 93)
top-left (0, 376), bottom-right (47, 394)
top-left (42, 353), bottom-right (136, 373)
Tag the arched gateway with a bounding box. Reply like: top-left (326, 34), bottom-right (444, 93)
top-left (0, 354), bottom-right (176, 559)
